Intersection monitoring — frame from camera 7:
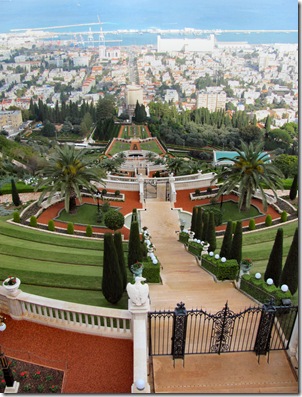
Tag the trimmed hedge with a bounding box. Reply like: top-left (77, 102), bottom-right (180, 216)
top-left (248, 218), bottom-right (256, 230)
top-left (202, 255), bottom-right (239, 281)
top-left (240, 274), bottom-right (292, 305)
top-left (265, 214), bottom-right (272, 226)
top-left (48, 219), bottom-right (55, 231)
top-left (280, 211), bottom-right (288, 222)
top-left (67, 222), bottom-right (74, 235)
top-left (178, 232), bottom-right (189, 244)
top-left (13, 211), bottom-right (20, 223)
top-left (142, 258), bottom-right (160, 283)
top-left (86, 224), bottom-right (93, 237)
top-left (188, 241), bottom-right (203, 257)
top-left (30, 216), bottom-right (37, 227)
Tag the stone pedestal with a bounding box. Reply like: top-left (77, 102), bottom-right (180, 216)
top-left (128, 299), bottom-right (151, 393)
top-left (4, 381), bottom-right (20, 393)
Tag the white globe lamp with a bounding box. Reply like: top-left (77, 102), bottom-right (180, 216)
top-left (266, 278), bottom-right (274, 286)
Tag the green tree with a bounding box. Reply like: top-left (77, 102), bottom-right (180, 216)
top-left (41, 120), bottom-right (56, 138)
top-left (212, 141), bottom-right (284, 211)
top-left (102, 233), bottom-right (123, 304)
top-left (264, 228), bottom-right (283, 286)
top-left (289, 174), bottom-right (298, 200)
top-left (219, 220), bottom-right (233, 259)
top-left (11, 179), bottom-right (21, 206)
top-left (273, 154), bottom-right (298, 178)
top-left (127, 221), bottom-right (143, 270)
top-left (104, 210), bottom-right (125, 231)
top-left (190, 206), bottom-right (198, 235)
top-left (195, 206), bottom-right (203, 240)
top-left (36, 144), bottom-right (104, 213)
top-left (201, 211), bottom-right (209, 242)
top-left (114, 231), bottom-right (128, 290)
top-left (279, 227), bottom-right (298, 295)
top-left (230, 221), bottom-right (242, 264)
top-left (206, 211), bottom-right (216, 252)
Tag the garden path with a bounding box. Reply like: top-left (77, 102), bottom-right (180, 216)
top-left (140, 200), bottom-right (298, 394)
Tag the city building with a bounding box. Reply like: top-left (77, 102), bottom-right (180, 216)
top-left (0, 110), bottom-right (23, 134)
top-left (196, 89), bottom-right (226, 112)
top-left (126, 85), bottom-right (144, 119)
top-left (157, 34), bottom-right (216, 53)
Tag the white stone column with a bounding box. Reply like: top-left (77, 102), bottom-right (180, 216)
top-left (138, 174), bottom-right (145, 205)
top-left (288, 314), bottom-right (298, 361)
top-left (169, 173), bottom-right (176, 204)
top-left (129, 299), bottom-right (151, 393)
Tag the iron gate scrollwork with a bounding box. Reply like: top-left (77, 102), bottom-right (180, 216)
top-left (149, 301), bottom-right (298, 359)
top-left (171, 302), bottom-right (187, 359)
top-left (210, 302), bottom-right (237, 354)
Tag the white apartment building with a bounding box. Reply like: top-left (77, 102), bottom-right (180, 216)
top-left (157, 34), bottom-right (216, 53)
top-left (196, 90), bottom-right (226, 112)
top-left (0, 110), bottom-right (22, 133)
top-left (164, 89), bottom-right (179, 103)
top-left (126, 85), bottom-right (144, 119)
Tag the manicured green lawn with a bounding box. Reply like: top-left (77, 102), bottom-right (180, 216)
top-left (108, 141), bottom-right (131, 155)
top-left (140, 141), bottom-right (164, 154)
top-left (200, 201), bottom-right (262, 223)
top-left (56, 203), bottom-right (121, 226)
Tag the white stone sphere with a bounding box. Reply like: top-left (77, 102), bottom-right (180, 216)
top-left (281, 284), bottom-right (289, 292)
top-left (135, 379), bottom-right (145, 390)
top-left (152, 259), bottom-right (158, 265)
top-left (215, 254), bottom-right (220, 259)
top-left (221, 257), bottom-right (226, 263)
top-left (266, 278), bottom-right (274, 285)
top-left (255, 272), bottom-right (261, 280)
top-left (209, 251), bottom-right (214, 256)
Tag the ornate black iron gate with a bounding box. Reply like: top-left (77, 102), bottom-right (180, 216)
top-left (149, 301), bottom-right (297, 359)
top-left (144, 179), bottom-right (157, 199)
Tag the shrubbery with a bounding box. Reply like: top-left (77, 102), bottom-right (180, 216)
top-left (265, 214), bottom-right (272, 226)
top-left (178, 231), bottom-right (189, 244)
top-left (86, 224), bottom-right (93, 237)
top-left (202, 255), bottom-right (239, 280)
top-left (141, 258), bottom-right (160, 283)
top-left (280, 211), bottom-right (288, 222)
top-left (30, 216), bottom-right (37, 227)
top-left (48, 219), bottom-right (55, 231)
top-left (240, 274), bottom-right (292, 305)
top-left (248, 218), bottom-right (256, 230)
top-left (67, 222), bottom-right (74, 234)
top-left (13, 211), bottom-right (20, 223)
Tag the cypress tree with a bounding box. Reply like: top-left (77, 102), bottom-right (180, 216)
top-left (289, 174), bottom-right (298, 201)
top-left (195, 207), bottom-right (203, 240)
top-left (114, 231), bottom-right (127, 290)
top-left (220, 220), bottom-right (233, 259)
top-left (127, 221), bottom-right (143, 270)
top-left (102, 233), bottom-right (123, 304)
top-left (190, 206), bottom-right (198, 234)
top-left (201, 211), bottom-right (209, 242)
top-left (11, 179), bottom-right (21, 206)
top-left (207, 211), bottom-right (216, 252)
top-left (230, 221), bottom-right (242, 264)
top-left (264, 228), bottom-right (283, 286)
top-left (279, 227), bottom-right (298, 294)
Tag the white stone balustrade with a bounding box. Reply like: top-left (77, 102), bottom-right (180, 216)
top-left (0, 287), bottom-right (132, 339)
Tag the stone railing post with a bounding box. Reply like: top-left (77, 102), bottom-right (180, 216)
top-left (169, 173), bottom-right (176, 204)
top-left (127, 277), bottom-right (151, 393)
top-left (138, 174), bottom-right (145, 205)
top-left (0, 286), bottom-right (23, 320)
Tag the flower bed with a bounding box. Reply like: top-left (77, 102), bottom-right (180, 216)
top-left (0, 357), bottom-right (63, 393)
top-left (201, 255), bottom-right (239, 281)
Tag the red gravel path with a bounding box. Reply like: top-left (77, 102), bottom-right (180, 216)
top-left (2, 316), bottom-right (133, 393)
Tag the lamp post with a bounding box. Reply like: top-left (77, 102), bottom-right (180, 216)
top-left (0, 315), bottom-right (20, 393)
top-left (95, 191), bottom-right (101, 213)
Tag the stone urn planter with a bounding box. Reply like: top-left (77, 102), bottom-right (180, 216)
top-left (130, 263), bottom-right (144, 280)
top-left (2, 277), bottom-right (21, 296)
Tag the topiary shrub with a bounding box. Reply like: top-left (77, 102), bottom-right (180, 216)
top-left (114, 190), bottom-right (120, 196)
top-left (179, 231), bottom-right (189, 244)
top-left (202, 255), bottom-right (239, 281)
top-left (30, 216), bottom-right (37, 227)
top-left (195, 188), bottom-right (201, 195)
top-left (48, 219), bottom-right (55, 231)
top-left (248, 218), bottom-right (256, 230)
top-left (232, 221), bottom-right (237, 233)
top-left (67, 222), bottom-right (74, 234)
top-left (86, 224), bottom-right (93, 237)
top-left (206, 187), bottom-right (212, 194)
top-left (101, 188), bottom-right (107, 196)
top-left (280, 211), bottom-right (288, 223)
top-left (13, 211), bottom-right (20, 223)
top-left (104, 210), bottom-right (125, 231)
top-left (141, 258), bottom-right (160, 283)
top-left (265, 214), bottom-right (272, 226)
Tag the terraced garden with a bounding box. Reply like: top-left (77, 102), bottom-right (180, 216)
top-left (0, 217), bottom-right (131, 308)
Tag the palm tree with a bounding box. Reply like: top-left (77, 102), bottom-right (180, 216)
top-left (166, 157), bottom-right (184, 176)
top-left (36, 144), bottom-right (105, 213)
top-left (212, 141), bottom-right (284, 211)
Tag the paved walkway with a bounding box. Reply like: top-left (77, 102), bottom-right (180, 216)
top-left (140, 200), bottom-right (298, 394)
